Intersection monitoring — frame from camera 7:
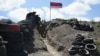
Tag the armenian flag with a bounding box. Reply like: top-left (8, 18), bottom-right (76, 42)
top-left (50, 2), bottom-right (62, 8)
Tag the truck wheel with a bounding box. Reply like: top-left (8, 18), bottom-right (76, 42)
top-left (83, 38), bottom-right (94, 44)
top-left (85, 44), bottom-right (96, 52)
top-left (72, 45), bottom-right (84, 50)
top-left (68, 46), bottom-right (77, 55)
top-left (75, 34), bottom-right (85, 41)
top-left (79, 49), bottom-right (90, 56)
top-left (72, 40), bottom-right (84, 46)
top-left (73, 25), bottom-right (79, 30)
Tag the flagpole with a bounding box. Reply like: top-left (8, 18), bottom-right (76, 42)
top-left (50, 1), bottom-right (62, 21)
top-left (50, 0), bottom-right (51, 21)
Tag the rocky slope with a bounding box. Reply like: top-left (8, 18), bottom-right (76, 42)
top-left (46, 24), bottom-right (91, 55)
top-left (29, 19), bottom-right (100, 56)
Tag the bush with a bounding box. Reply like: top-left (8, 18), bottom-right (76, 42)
top-left (97, 21), bottom-right (100, 27)
top-left (68, 18), bottom-right (78, 22)
top-left (97, 24), bottom-right (100, 27)
top-left (95, 39), bottom-right (100, 54)
top-left (95, 40), bottom-right (100, 45)
top-left (91, 20), bottom-right (96, 24)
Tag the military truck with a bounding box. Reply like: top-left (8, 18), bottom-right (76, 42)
top-left (0, 23), bottom-right (28, 56)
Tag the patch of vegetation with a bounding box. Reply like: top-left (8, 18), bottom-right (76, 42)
top-left (55, 18), bottom-right (65, 21)
top-left (68, 18), bottom-right (78, 21)
top-left (95, 39), bottom-right (100, 54)
top-left (94, 21), bottom-right (100, 27)
top-left (91, 20), bottom-right (96, 24)
top-left (97, 25), bottom-right (100, 27)
top-left (97, 22), bottom-right (100, 27)
top-left (95, 39), bottom-right (100, 45)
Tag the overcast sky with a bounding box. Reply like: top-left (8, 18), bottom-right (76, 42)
top-left (0, 0), bottom-right (100, 22)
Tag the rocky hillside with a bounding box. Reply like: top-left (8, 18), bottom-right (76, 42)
top-left (47, 19), bottom-right (100, 56)
top-left (29, 19), bottom-right (100, 56)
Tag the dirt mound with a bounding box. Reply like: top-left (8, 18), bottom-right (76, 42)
top-left (29, 19), bottom-right (100, 56)
top-left (45, 19), bottom-right (99, 56)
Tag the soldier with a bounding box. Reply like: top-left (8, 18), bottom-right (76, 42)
top-left (0, 36), bottom-right (7, 56)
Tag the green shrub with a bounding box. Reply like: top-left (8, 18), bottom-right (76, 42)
top-left (68, 18), bottom-right (78, 21)
top-left (97, 21), bottom-right (100, 27)
top-left (97, 24), bottom-right (100, 27)
top-left (95, 40), bottom-right (100, 45)
top-left (95, 40), bottom-right (100, 54)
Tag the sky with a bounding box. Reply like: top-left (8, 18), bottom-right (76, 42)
top-left (0, 0), bottom-right (100, 22)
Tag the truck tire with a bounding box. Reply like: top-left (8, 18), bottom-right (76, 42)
top-left (79, 49), bottom-right (90, 56)
top-left (68, 48), bottom-right (77, 55)
top-left (72, 45), bottom-right (83, 50)
top-left (0, 32), bottom-right (23, 43)
top-left (73, 25), bottom-right (79, 30)
top-left (72, 40), bottom-right (84, 46)
top-left (75, 34), bottom-right (85, 41)
top-left (85, 44), bottom-right (96, 52)
top-left (83, 38), bottom-right (94, 44)
top-left (68, 46), bottom-right (78, 55)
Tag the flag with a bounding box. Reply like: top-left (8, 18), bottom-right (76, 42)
top-left (50, 2), bottom-right (62, 8)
